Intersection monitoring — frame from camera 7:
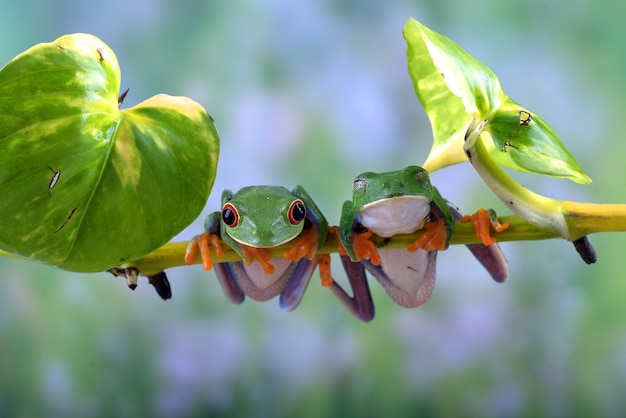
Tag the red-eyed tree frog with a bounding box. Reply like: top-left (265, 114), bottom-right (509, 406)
top-left (184, 186), bottom-right (332, 311)
top-left (329, 166), bottom-right (509, 321)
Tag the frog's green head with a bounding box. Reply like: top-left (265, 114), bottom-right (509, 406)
top-left (352, 165), bottom-right (433, 208)
top-left (221, 186), bottom-right (307, 248)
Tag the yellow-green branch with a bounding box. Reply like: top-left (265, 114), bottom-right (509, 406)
top-left (2, 203), bottom-right (625, 276)
top-left (118, 204), bottom-right (626, 275)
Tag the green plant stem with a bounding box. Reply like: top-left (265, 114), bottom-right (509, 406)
top-left (562, 202), bottom-right (626, 236)
top-left (2, 203), bottom-right (626, 276)
top-left (114, 213), bottom-right (598, 275)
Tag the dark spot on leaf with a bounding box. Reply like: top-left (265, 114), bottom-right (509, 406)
top-left (503, 140), bottom-right (519, 152)
top-left (519, 110), bottom-right (532, 127)
top-left (53, 208), bottom-right (77, 233)
top-left (96, 48), bottom-right (105, 62)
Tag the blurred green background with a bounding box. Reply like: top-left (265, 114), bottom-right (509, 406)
top-left (2, 0), bottom-right (626, 417)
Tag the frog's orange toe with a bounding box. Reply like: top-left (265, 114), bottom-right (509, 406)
top-left (184, 236), bottom-right (199, 265)
top-left (198, 233), bottom-right (214, 270)
top-left (408, 220), bottom-right (447, 252)
top-left (184, 232), bottom-right (225, 271)
top-left (242, 245), bottom-right (275, 275)
top-left (352, 231), bottom-right (381, 266)
top-left (284, 226), bottom-right (318, 262)
top-left (461, 208), bottom-right (509, 246)
top-left (318, 254), bottom-right (334, 287)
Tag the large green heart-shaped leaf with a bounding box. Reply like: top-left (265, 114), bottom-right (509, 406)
top-left (0, 33), bottom-right (219, 272)
top-left (404, 18), bottom-right (590, 184)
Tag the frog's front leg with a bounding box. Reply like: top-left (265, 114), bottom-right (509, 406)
top-left (184, 212), bottom-right (225, 270)
top-left (284, 185), bottom-right (329, 264)
top-left (350, 231), bottom-right (383, 265)
top-left (407, 219), bottom-right (449, 252)
top-left (184, 233), bottom-right (224, 270)
top-left (278, 207), bottom-right (328, 311)
top-left (240, 245), bottom-right (275, 274)
top-left (335, 203), bottom-right (383, 266)
top-left (283, 225), bottom-right (318, 262)
top-left (407, 192), bottom-right (455, 253)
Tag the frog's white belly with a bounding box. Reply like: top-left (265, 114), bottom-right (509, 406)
top-left (358, 196), bottom-right (430, 237)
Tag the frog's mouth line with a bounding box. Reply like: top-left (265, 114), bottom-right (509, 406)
top-left (359, 194), bottom-right (429, 211)
top-left (227, 229), bottom-right (302, 249)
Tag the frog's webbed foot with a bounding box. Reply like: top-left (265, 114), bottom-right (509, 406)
top-left (349, 230), bottom-right (382, 266)
top-left (240, 245), bottom-right (275, 275)
top-left (283, 225), bottom-right (319, 262)
top-left (460, 208), bottom-right (510, 245)
top-left (408, 219), bottom-right (448, 252)
top-left (314, 226), bottom-right (343, 288)
top-left (283, 225), bottom-right (334, 285)
top-left (184, 233), bottom-right (224, 270)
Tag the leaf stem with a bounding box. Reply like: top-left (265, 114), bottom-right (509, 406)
top-left (464, 121), bottom-right (569, 237)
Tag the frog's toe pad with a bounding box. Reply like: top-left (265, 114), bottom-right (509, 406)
top-left (352, 231), bottom-right (381, 266)
top-left (408, 220), bottom-right (447, 252)
top-left (460, 208), bottom-right (510, 246)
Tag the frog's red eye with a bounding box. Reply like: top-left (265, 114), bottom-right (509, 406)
top-left (288, 199), bottom-right (306, 225)
top-left (222, 203), bottom-right (239, 227)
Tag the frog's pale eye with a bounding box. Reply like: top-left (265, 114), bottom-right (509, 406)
top-left (222, 203), bottom-right (239, 227)
top-left (288, 199), bottom-right (306, 225)
top-left (413, 168), bottom-right (430, 186)
top-left (353, 178), bottom-right (368, 191)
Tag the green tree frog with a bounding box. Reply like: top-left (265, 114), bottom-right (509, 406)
top-left (184, 185), bottom-right (331, 311)
top-left (329, 166), bottom-right (509, 321)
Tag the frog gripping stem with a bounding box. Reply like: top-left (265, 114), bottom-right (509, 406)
top-left (240, 245), bottom-right (275, 274)
top-left (283, 226), bottom-right (319, 262)
top-left (350, 231), bottom-right (382, 265)
top-left (460, 209), bottom-right (510, 246)
top-left (184, 233), bottom-right (224, 270)
top-left (407, 220), bottom-right (449, 252)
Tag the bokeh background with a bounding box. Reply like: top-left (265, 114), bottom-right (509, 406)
top-left (2, 0), bottom-right (626, 416)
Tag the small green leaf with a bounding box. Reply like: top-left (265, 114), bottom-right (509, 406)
top-left (483, 99), bottom-right (591, 183)
top-left (0, 33), bottom-right (220, 271)
top-left (404, 18), bottom-right (590, 184)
